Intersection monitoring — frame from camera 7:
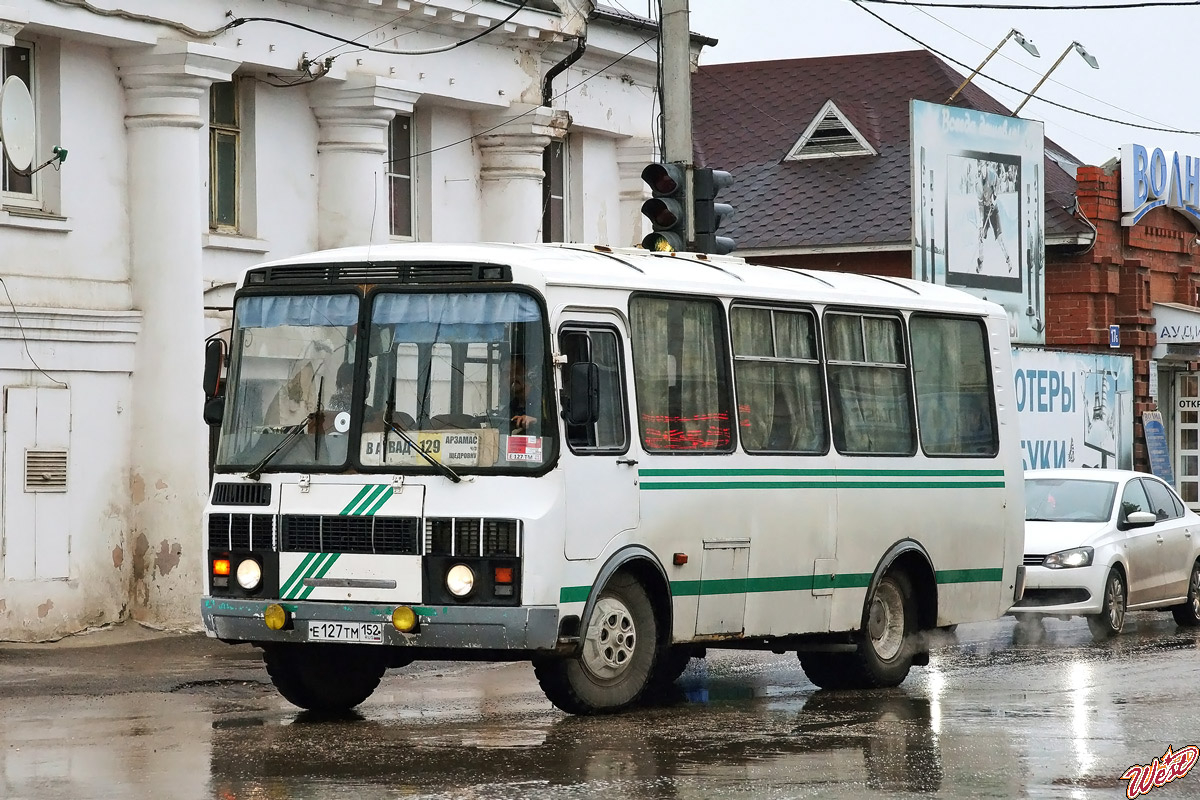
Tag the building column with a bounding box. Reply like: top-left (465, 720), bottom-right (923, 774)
top-left (116, 41), bottom-right (240, 624)
top-left (475, 106), bottom-right (567, 242)
top-left (310, 76), bottom-right (419, 249)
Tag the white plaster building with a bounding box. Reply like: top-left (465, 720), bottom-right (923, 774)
top-left (0, 0), bottom-right (693, 640)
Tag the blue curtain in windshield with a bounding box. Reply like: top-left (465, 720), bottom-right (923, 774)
top-left (236, 295), bottom-right (359, 328)
top-left (372, 293), bottom-right (540, 341)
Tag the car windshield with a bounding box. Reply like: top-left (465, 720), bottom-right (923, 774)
top-left (1024, 478), bottom-right (1118, 523)
top-left (216, 293), bottom-right (359, 470)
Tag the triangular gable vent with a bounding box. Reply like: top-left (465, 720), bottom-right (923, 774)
top-left (785, 100), bottom-right (877, 161)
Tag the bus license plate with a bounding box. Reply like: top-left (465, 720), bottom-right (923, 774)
top-left (308, 621), bottom-right (383, 644)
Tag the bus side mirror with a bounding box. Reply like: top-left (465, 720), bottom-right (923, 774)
top-left (203, 339), bottom-right (226, 399)
top-left (565, 362), bottom-right (600, 426)
top-left (203, 396), bottom-right (225, 426)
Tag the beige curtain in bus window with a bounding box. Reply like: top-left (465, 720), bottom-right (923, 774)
top-left (826, 314), bottom-right (914, 454)
top-left (910, 316), bottom-right (996, 455)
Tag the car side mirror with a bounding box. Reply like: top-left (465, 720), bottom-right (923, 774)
top-left (564, 362), bottom-right (600, 426)
top-left (203, 338), bottom-right (227, 399)
top-left (1124, 510), bottom-right (1157, 529)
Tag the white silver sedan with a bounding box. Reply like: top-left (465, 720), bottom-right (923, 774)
top-left (1013, 468), bottom-right (1200, 640)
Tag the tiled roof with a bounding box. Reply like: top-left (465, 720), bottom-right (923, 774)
top-left (692, 49), bottom-right (1091, 252)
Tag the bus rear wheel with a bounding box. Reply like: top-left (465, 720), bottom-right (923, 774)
top-left (262, 642), bottom-right (389, 712)
top-left (799, 572), bottom-right (917, 690)
top-left (533, 574), bottom-right (657, 714)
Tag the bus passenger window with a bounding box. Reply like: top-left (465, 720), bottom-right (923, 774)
top-left (825, 312), bottom-right (915, 456)
top-left (559, 327), bottom-right (629, 453)
top-left (731, 305), bottom-right (826, 454)
top-left (630, 296), bottom-right (733, 452)
top-left (910, 315), bottom-right (997, 457)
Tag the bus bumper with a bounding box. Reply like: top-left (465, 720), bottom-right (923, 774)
top-left (200, 596), bottom-right (560, 651)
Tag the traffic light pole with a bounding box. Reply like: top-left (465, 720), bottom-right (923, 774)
top-left (660, 0), bottom-right (694, 242)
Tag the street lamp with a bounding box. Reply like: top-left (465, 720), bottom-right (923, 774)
top-left (945, 28), bottom-right (1040, 105)
top-left (1012, 41), bottom-right (1100, 116)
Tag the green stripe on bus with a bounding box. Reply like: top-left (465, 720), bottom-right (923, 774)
top-left (279, 552), bottom-right (318, 599)
top-left (935, 567), bottom-right (1004, 583)
top-left (558, 568), bottom-right (1002, 603)
top-left (364, 486), bottom-right (392, 516)
top-left (282, 553), bottom-right (337, 600)
top-left (638, 468), bottom-right (1004, 478)
top-left (340, 485), bottom-right (376, 516)
top-left (641, 480), bottom-right (1005, 490)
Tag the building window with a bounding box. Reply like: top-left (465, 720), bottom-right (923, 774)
top-left (209, 79), bottom-right (239, 231)
top-left (2, 43), bottom-right (34, 198)
top-left (542, 138), bottom-right (566, 242)
top-left (387, 114), bottom-right (413, 238)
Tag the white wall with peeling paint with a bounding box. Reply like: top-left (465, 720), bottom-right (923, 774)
top-left (0, 0), bottom-right (667, 640)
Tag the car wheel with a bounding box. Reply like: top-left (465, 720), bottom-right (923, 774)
top-left (1172, 560), bottom-right (1200, 627)
top-left (533, 573), bottom-right (657, 714)
top-left (1087, 568), bottom-right (1126, 641)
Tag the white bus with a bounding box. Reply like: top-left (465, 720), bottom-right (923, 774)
top-left (200, 242), bottom-right (1025, 715)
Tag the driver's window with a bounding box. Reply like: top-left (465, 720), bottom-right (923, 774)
top-left (559, 326), bottom-right (629, 453)
top-left (1142, 479), bottom-right (1180, 521)
top-left (1120, 480), bottom-right (1152, 520)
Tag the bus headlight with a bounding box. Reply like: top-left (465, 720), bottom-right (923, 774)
top-left (446, 564), bottom-right (475, 597)
top-left (236, 558), bottom-right (263, 590)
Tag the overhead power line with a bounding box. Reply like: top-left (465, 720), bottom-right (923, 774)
top-left (849, 0), bottom-right (1200, 135)
top-left (858, 0), bottom-right (1200, 9)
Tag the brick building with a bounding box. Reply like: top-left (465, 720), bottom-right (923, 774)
top-left (693, 50), bottom-right (1200, 500)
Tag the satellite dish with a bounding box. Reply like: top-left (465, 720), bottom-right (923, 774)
top-left (0, 76), bottom-right (35, 172)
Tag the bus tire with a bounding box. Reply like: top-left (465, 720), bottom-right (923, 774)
top-left (800, 571), bottom-right (917, 690)
top-left (648, 645), bottom-right (693, 690)
top-left (262, 643), bottom-right (388, 712)
top-left (852, 571), bottom-right (917, 687)
top-left (533, 574), bottom-right (657, 714)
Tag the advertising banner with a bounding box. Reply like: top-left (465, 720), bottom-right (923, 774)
top-left (1013, 348), bottom-right (1133, 470)
top-left (912, 100), bottom-right (1046, 344)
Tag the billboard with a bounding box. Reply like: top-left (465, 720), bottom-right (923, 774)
top-left (911, 100), bottom-right (1046, 345)
top-left (1013, 348), bottom-right (1133, 471)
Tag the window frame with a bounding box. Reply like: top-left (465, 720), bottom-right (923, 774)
top-left (910, 313), bottom-right (999, 458)
top-left (628, 292), bottom-right (735, 455)
top-left (541, 136), bottom-right (567, 243)
top-left (729, 302), bottom-right (830, 456)
top-left (1, 40), bottom-right (38, 207)
top-left (824, 308), bottom-right (917, 457)
top-left (208, 78), bottom-right (240, 232)
top-left (558, 323), bottom-right (631, 456)
top-left (387, 112), bottom-right (414, 239)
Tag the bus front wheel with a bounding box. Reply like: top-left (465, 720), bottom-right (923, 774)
top-left (533, 573), bottom-right (657, 714)
top-left (262, 642), bottom-right (389, 712)
top-left (799, 571), bottom-right (917, 690)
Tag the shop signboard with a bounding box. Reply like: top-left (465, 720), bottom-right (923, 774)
top-left (1142, 410), bottom-right (1174, 485)
top-left (911, 100), bottom-right (1046, 345)
top-left (1013, 348), bottom-right (1134, 470)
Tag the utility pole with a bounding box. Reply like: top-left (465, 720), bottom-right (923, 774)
top-left (660, 0), bottom-right (693, 166)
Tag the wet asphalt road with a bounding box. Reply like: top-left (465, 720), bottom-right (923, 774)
top-left (2, 612), bottom-right (1199, 799)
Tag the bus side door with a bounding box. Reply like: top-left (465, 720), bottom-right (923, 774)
top-left (559, 315), bottom-right (640, 560)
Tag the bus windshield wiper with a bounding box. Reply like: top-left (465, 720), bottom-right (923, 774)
top-left (384, 384), bottom-right (461, 483)
top-left (247, 377), bottom-right (324, 481)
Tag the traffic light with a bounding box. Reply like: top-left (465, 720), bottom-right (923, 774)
top-left (640, 162), bottom-right (688, 252)
top-left (693, 167), bottom-right (735, 255)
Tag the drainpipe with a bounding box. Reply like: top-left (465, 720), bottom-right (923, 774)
top-left (542, 34), bottom-right (587, 107)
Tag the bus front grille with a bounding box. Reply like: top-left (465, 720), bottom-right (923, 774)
top-left (208, 513), bottom-right (276, 551)
top-left (280, 515), bottom-right (420, 555)
top-left (424, 518), bottom-right (521, 557)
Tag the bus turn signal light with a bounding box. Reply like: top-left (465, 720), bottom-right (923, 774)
top-left (212, 558), bottom-right (231, 576)
top-left (494, 567), bottom-right (514, 584)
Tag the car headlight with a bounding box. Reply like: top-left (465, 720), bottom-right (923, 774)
top-left (236, 558), bottom-right (263, 590)
top-left (1043, 546), bottom-right (1094, 569)
top-left (446, 564), bottom-right (475, 597)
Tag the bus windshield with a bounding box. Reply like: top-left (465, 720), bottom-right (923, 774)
top-left (360, 291), bottom-right (553, 472)
top-left (216, 293), bottom-right (360, 470)
top-left (216, 289), bottom-right (554, 474)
